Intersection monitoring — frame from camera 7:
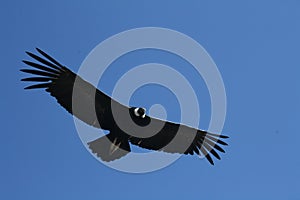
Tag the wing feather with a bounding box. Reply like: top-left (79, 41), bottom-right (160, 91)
top-left (129, 117), bottom-right (228, 165)
top-left (21, 48), bottom-right (125, 130)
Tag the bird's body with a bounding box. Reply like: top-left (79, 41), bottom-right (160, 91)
top-left (21, 48), bottom-right (228, 165)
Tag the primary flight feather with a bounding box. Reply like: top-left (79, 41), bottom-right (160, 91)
top-left (21, 48), bottom-right (228, 165)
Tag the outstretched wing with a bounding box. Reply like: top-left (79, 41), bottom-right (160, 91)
top-left (20, 48), bottom-right (122, 130)
top-left (129, 117), bottom-right (228, 165)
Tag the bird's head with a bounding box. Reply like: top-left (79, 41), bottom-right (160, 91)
top-left (131, 107), bottom-right (146, 119)
top-left (129, 107), bottom-right (151, 126)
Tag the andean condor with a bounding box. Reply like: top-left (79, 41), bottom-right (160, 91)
top-left (21, 48), bottom-right (229, 165)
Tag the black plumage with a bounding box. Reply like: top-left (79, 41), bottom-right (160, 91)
top-left (21, 48), bottom-right (229, 165)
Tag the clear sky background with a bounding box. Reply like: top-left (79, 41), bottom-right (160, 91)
top-left (1, 1), bottom-right (300, 199)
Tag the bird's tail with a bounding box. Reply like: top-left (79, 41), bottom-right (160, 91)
top-left (87, 133), bottom-right (131, 162)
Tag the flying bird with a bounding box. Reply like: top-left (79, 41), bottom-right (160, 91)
top-left (21, 48), bottom-right (229, 165)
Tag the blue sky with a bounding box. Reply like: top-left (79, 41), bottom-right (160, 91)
top-left (1, 0), bottom-right (300, 199)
